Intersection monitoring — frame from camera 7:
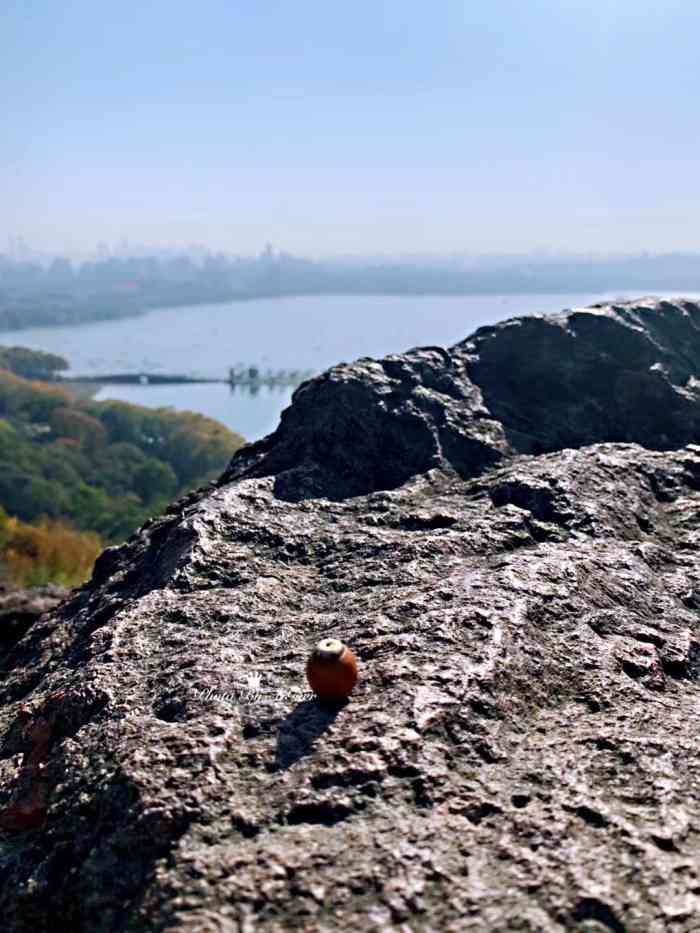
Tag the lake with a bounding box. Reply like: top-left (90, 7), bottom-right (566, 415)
top-left (0, 291), bottom-right (679, 441)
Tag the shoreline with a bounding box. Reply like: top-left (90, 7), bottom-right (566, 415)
top-left (0, 286), bottom-right (652, 336)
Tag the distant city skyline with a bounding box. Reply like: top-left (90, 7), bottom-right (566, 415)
top-left (3, 1), bottom-right (700, 256)
top-left (5, 235), bottom-right (700, 267)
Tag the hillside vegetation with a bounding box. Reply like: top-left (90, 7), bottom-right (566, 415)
top-left (0, 351), bottom-right (245, 586)
top-left (0, 509), bottom-right (101, 588)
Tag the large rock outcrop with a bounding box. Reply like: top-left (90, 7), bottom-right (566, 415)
top-left (458, 296), bottom-right (700, 455)
top-left (3, 297), bottom-right (700, 931)
top-left (223, 296), bottom-right (700, 502)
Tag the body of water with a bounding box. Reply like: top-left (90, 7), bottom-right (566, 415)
top-left (0, 291), bottom-right (682, 441)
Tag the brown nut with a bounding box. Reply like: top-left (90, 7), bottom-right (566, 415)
top-left (306, 639), bottom-right (359, 702)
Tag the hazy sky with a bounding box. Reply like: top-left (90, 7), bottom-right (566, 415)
top-left (3, 0), bottom-right (700, 257)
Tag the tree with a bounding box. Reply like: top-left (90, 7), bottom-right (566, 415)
top-left (133, 459), bottom-right (177, 503)
top-left (0, 346), bottom-right (69, 380)
top-left (0, 358), bottom-right (245, 545)
top-left (50, 407), bottom-right (107, 451)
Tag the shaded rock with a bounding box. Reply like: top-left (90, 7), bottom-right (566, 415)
top-left (457, 296), bottom-right (700, 453)
top-left (222, 297), bottom-right (700, 502)
top-left (221, 346), bottom-right (508, 500)
top-left (0, 585), bottom-right (69, 652)
top-left (4, 299), bottom-right (700, 931)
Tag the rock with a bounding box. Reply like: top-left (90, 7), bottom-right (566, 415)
top-left (224, 297), bottom-right (700, 499)
top-left (456, 296), bottom-right (700, 454)
top-left (222, 346), bottom-right (508, 501)
top-left (3, 298), bottom-right (700, 931)
top-left (0, 584), bottom-right (69, 652)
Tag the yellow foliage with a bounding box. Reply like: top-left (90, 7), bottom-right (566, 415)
top-left (0, 368), bottom-right (73, 409)
top-left (1, 518), bottom-right (103, 588)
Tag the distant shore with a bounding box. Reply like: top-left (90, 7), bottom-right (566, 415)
top-left (4, 246), bottom-right (700, 335)
top-left (0, 284), bottom-right (665, 335)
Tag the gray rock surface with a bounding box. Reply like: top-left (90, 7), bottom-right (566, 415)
top-left (458, 295), bottom-right (700, 455)
top-left (3, 297), bottom-right (700, 931)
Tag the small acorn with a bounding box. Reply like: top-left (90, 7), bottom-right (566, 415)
top-left (306, 638), bottom-right (359, 702)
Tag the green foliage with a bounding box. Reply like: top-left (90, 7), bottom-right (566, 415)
top-left (86, 402), bottom-right (240, 486)
top-left (0, 370), bottom-right (73, 422)
top-left (133, 459), bottom-right (178, 503)
top-left (49, 407), bottom-right (107, 451)
top-left (0, 364), bottom-right (245, 545)
top-left (0, 346), bottom-right (68, 380)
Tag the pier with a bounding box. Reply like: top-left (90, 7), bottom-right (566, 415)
top-left (65, 366), bottom-right (315, 389)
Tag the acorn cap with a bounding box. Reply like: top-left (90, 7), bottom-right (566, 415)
top-left (312, 638), bottom-right (346, 662)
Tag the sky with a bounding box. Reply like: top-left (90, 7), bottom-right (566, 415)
top-left (2, 0), bottom-right (700, 257)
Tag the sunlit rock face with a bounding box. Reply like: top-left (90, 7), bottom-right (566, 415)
top-left (3, 299), bottom-right (700, 932)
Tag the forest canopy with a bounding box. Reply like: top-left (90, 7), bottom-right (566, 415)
top-left (0, 358), bottom-right (245, 586)
top-left (0, 345), bottom-right (69, 380)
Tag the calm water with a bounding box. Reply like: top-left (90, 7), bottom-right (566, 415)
top-left (0, 291), bottom-right (677, 441)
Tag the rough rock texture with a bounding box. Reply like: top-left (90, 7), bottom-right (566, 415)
top-left (457, 296), bottom-right (700, 455)
top-left (221, 346), bottom-right (508, 501)
top-left (3, 298), bottom-right (700, 931)
top-left (224, 296), bottom-right (700, 500)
